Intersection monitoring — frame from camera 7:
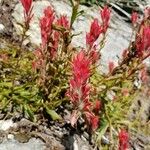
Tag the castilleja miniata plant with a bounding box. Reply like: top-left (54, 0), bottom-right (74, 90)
top-left (66, 50), bottom-right (100, 131)
top-left (0, 0), bottom-right (150, 149)
top-left (19, 0), bottom-right (33, 47)
top-left (32, 5), bottom-right (72, 114)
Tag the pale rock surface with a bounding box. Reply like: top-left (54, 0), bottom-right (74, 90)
top-left (0, 138), bottom-right (46, 150)
top-left (0, 24), bottom-right (5, 33)
top-left (0, 120), bottom-right (16, 131)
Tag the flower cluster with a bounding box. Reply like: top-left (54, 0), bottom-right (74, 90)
top-left (108, 61), bottom-right (115, 74)
top-left (67, 51), bottom-right (100, 131)
top-left (86, 6), bottom-right (111, 65)
top-left (131, 12), bottom-right (138, 26)
top-left (118, 129), bottom-right (129, 150)
top-left (56, 15), bottom-right (70, 29)
top-left (86, 6), bottom-right (111, 49)
top-left (20, 0), bottom-right (33, 28)
top-left (131, 8), bottom-right (150, 58)
top-left (100, 6), bottom-right (111, 33)
top-left (33, 6), bottom-right (70, 70)
top-left (40, 6), bottom-right (55, 48)
top-left (86, 19), bottom-right (102, 48)
top-left (136, 26), bottom-right (150, 57)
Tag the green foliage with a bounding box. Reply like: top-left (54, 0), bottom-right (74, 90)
top-left (0, 49), bottom-right (41, 121)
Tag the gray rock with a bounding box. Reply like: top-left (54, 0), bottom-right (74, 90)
top-left (0, 24), bottom-right (5, 33)
top-left (0, 120), bottom-right (16, 131)
top-left (0, 138), bottom-right (46, 150)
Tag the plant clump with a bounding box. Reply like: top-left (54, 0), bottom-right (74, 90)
top-left (0, 0), bottom-right (150, 149)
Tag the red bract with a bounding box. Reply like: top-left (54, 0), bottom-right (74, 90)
top-left (40, 6), bottom-right (55, 47)
top-left (32, 48), bottom-right (44, 70)
top-left (72, 51), bottom-right (91, 86)
top-left (20, 0), bottom-right (32, 15)
top-left (20, 0), bottom-right (33, 28)
top-left (93, 100), bottom-right (101, 114)
top-left (86, 19), bottom-right (102, 48)
top-left (84, 111), bottom-right (99, 131)
top-left (100, 6), bottom-right (111, 33)
top-left (67, 51), bottom-right (99, 131)
top-left (118, 129), bottom-right (129, 150)
top-left (142, 27), bottom-right (150, 51)
top-left (122, 49), bottom-right (128, 59)
top-left (56, 15), bottom-right (70, 29)
top-left (131, 12), bottom-right (138, 26)
top-left (136, 26), bottom-right (150, 57)
top-left (144, 7), bottom-right (150, 19)
top-left (88, 46), bottom-right (101, 64)
top-left (108, 61), bottom-right (115, 74)
top-left (67, 51), bottom-right (90, 103)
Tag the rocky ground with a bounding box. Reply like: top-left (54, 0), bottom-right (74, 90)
top-left (0, 0), bottom-right (150, 150)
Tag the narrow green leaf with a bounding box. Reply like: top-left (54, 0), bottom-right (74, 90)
top-left (45, 107), bottom-right (61, 121)
top-left (24, 104), bottom-right (36, 122)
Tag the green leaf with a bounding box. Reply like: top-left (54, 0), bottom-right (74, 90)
top-left (0, 82), bottom-right (13, 88)
top-left (1, 89), bottom-right (11, 96)
top-left (45, 107), bottom-right (61, 121)
top-left (24, 104), bottom-right (36, 122)
top-left (96, 119), bottom-right (109, 142)
top-left (70, 4), bottom-right (79, 28)
top-left (69, 0), bottom-right (74, 6)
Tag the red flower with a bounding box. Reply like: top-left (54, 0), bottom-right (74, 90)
top-left (20, 0), bottom-right (33, 28)
top-left (67, 51), bottom-right (91, 103)
top-left (20, 0), bottom-right (32, 15)
top-left (40, 6), bottom-right (55, 47)
top-left (108, 61), bottom-right (115, 74)
top-left (136, 26), bottom-right (150, 57)
top-left (84, 111), bottom-right (99, 131)
top-left (142, 27), bottom-right (150, 51)
top-left (100, 6), bottom-right (111, 33)
top-left (67, 51), bottom-right (100, 131)
top-left (86, 19), bottom-right (102, 48)
top-left (122, 49), bottom-right (128, 59)
top-left (131, 12), bottom-right (138, 26)
top-left (93, 100), bottom-right (101, 114)
top-left (56, 15), bottom-right (70, 29)
top-left (88, 46), bottom-right (101, 64)
top-left (72, 51), bottom-right (91, 86)
top-left (118, 129), bottom-right (129, 150)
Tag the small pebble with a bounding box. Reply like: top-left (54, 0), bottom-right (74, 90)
top-left (0, 24), bottom-right (5, 33)
top-left (7, 134), bottom-right (14, 140)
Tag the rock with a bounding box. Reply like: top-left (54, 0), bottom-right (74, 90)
top-left (12, 0), bottom-right (132, 70)
top-left (0, 138), bottom-right (46, 150)
top-left (0, 120), bottom-right (16, 131)
top-left (73, 134), bottom-right (92, 150)
top-left (0, 24), bottom-right (5, 33)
